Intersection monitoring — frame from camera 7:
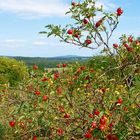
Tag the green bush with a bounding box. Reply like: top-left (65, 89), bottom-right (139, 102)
top-left (0, 57), bottom-right (29, 86)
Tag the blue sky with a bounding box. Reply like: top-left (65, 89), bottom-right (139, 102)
top-left (0, 0), bottom-right (140, 57)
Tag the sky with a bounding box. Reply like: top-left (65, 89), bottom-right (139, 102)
top-left (0, 0), bottom-right (140, 57)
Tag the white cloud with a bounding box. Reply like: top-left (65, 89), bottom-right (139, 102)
top-left (0, 39), bottom-right (27, 49)
top-left (96, 0), bottom-right (117, 11)
top-left (4, 39), bottom-right (25, 43)
top-left (0, 0), bottom-right (69, 19)
top-left (0, 0), bottom-right (117, 19)
top-left (33, 41), bottom-right (47, 46)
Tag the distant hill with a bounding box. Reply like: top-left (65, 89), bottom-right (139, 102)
top-left (11, 55), bottom-right (91, 60)
top-left (1, 55), bottom-right (91, 68)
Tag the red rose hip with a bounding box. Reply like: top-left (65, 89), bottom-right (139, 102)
top-left (113, 44), bottom-right (119, 48)
top-left (9, 120), bottom-right (16, 127)
top-left (42, 95), bottom-right (48, 101)
top-left (99, 125), bottom-right (106, 131)
top-left (67, 29), bottom-right (73, 35)
top-left (85, 132), bottom-right (92, 138)
top-left (57, 128), bottom-right (63, 135)
top-left (95, 20), bottom-right (102, 28)
top-left (117, 8), bottom-right (123, 16)
top-left (91, 122), bottom-right (97, 128)
top-left (83, 18), bottom-right (89, 24)
top-left (33, 64), bottom-right (38, 70)
top-left (35, 91), bottom-right (41, 95)
top-left (64, 113), bottom-right (70, 118)
top-left (85, 39), bottom-right (92, 45)
top-left (94, 109), bottom-right (100, 116)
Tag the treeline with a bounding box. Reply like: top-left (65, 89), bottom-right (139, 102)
top-left (12, 56), bottom-right (91, 69)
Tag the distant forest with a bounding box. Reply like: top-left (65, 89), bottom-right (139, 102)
top-left (11, 56), bottom-right (91, 69)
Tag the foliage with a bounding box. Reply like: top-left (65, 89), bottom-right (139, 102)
top-left (0, 123), bottom-right (5, 139)
top-left (0, 57), bottom-right (29, 86)
top-left (0, 0), bottom-right (140, 139)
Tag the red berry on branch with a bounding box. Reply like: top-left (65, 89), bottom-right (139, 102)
top-left (80, 66), bottom-right (86, 70)
top-left (64, 113), bottom-right (70, 118)
top-left (123, 43), bottom-right (129, 48)
top-left (107, 134), bottom-right (113, 140)
top-left (71, 2), bottom-right (76, 6)
top-left (42, 95), bottom-right (48, 101)
top-left (85, 132), bottom-right (92, 139)
top-left (100, 118), bottom-right (106, 125)
top-left (94, 109), bottom-right (100, 116)
top-left (83, 18), bottom-right (89, 24)
top-left (33, 64), bottom-right (38, 70)
top-left (99, 125), bottom-right (106, 131)
top-left (88, 113), bottom-right (93, 118)
top-left (101, 115), bottom-right (107, 121)
top-left (9, 120), bottom-right (16, 127)
top-left (62, 63), bottom-right (67, 67)
top-left (42, 77), bottom-right (48, 82)
top-left (57, 128), bottom-right (63, 135)
top-left (117, 98), bottom-right (123, 105)
top-left (128, 36), bottom-right (133, 42)
top-left (95, 20), bottom-right (102, 28)
top-left (33, 136), bottom-right (37, 140)
top-left (113, 44), bottom-right (119, 48)
top-left (107, 134), bottom-right (119, 140)
top-left (34, 91), bottom-right (41, 95)
top-left (91, 122), bottom-right (97, 128)
top-left (127, 47), bottom-right (134, 52)
top-left (85, 39), bottom-right (92, 45)
top-left (59, 106), bottom-right (65, 113)
top-left (56, 87), bottom-right (62, 95)
top-left (67, 29), bottom-right (73, 35)
top-left (117, 8), bottom-right (123, 16)
top-left (54, 72), bottom-right (59, 80)
top-left (73, 33), bottom-right (79, 38)
top-left (100, 116), bottom-right (107, 125)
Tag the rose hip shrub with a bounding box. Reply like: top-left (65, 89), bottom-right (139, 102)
top-left (0, 0), bottom-right (140, 139)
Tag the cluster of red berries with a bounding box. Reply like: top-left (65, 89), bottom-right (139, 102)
top-left (76, 66), bottom-right (86, 74)
top-left (67, 29), bottom-right (80, 38)
top-left (113, 36), bottom-right (138, 52)
top-left (57, 63), bottom-right (67, 68)
top-left (54, 72), bottom-right (59, 80)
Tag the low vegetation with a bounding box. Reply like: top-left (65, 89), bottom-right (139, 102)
top-left (0, 0), bottom-right (140, 139)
